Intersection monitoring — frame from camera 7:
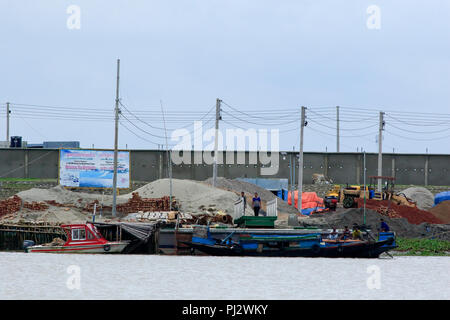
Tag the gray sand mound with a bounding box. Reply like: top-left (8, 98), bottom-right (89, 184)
top-left (400, 187), bottom-right (434, 210)
top-left (2, 179), bottom-right (254, 223)
top-left (303, 208), bottom-right (450, 240)
top-left (127, 178), bottom-right (252, 217)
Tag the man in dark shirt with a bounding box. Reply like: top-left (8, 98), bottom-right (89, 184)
top-left (340, 226), bottom-right (351, 240)
top-left (240, 191), bottom-right (246, 214)
top-left (380, 219), bottom-right (390, 232)
top-left (252, 192), bottom-right (261, 217)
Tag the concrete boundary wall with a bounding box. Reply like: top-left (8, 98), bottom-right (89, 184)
top-left (0, 148), bottom-right (449, 185)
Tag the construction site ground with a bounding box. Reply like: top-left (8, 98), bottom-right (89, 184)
top-left (0, 178), bottom-right (449, 241)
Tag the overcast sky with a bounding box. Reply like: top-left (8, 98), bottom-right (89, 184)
top-left (0, 0), bottom-right (449, 153)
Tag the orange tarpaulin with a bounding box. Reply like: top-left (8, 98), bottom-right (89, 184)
top-left (288, 191), bottom-right (324, 210)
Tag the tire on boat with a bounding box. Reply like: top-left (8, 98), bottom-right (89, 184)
top-left (103, 244), bottom-right (111, 252)
top-left (311, 244), bottom-right (321, 254)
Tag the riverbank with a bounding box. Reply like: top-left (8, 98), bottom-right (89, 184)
top-left (391, 237), bottom-right (450, 256)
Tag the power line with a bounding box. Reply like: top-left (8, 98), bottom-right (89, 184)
top-left (385, 129), bottom-right (450, 141)
top-left (307, 118), bottom-right (378, 131)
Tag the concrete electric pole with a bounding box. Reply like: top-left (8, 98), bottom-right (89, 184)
top-left (336, 106), bottom-right (340, 152)
top-left (298, 106), bottom-right (306, 213)
top-left (112, 59), bottom-right (120, 217)
top-left (6, 102), bottom-right (10, 143)
top-left (377, 111), bottom-right (385, 192)
top-left (212, 98), bottom-right (221, 187)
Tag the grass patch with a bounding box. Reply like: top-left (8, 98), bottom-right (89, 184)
top-left (395, 237), bottom-right (450, 256)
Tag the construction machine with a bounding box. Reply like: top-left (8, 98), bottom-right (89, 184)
top-left (324, 177), bottom-right (416, 209)
top-left (324, 184), bottom-right (369, 209)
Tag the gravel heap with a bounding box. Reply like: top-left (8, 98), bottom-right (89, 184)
top-left (131, 178), bottom-right (252, 217)
top-left (302, 208), bottom-right (450, 240)
top-left (429, 200), bottom-right (450, 224)
top-left (399, 187), bottom-right (435, 210)
top-left (1, 179), bottom-right (255, 223)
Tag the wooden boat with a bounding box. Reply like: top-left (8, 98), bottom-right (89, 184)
top-left (183, 227), bottom-right (396, 258)
top-left (25, 223), bottom-right (130, 254)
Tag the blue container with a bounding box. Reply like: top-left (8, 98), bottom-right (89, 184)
top-left (369, 190), bottom-right (375, 199)
top-left (378, 232), bottom-right (396, 248)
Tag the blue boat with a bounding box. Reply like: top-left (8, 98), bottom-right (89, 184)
top-left (183, 227), bottom-right (397, 258)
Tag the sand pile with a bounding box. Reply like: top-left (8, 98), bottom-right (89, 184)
top-left (0, 179), bottom-right (255, 223)
top-left (16, 185), bottom-right (128, 207)
top-left (400, 187), bottom-right (434, 210)
top-left (129, 178), bottom-right (253, 217)
top-left (429, 200), bottom-right (450, 224)
top-left (303, 208), bottom-right (450, 240)
top-left (204, 177), bottom-right (299, 215)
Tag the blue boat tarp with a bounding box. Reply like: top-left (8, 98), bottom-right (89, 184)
top-left (434, 191), bottom-right (450, 206)
top-left (301, 207), bottom-right (328, 216)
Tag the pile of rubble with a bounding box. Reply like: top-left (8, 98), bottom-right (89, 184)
top-left (82, 192), bottom-right (177, 214)
top-left (125, 210), bottom-right (234, 226)
top-left (0, 195), bottom-right (22, 217)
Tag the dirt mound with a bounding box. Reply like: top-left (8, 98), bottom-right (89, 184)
top-left (132, 178), bottom-right (252, 217)
top-left (1, 179), bottom-right (254, 223)
top-left (429, 201), bottom-right (450, 224)
top-left (400, 187), bottom-right (434, 210)
top-left (204, 177), bottom-right (299, 215)
top-left (303, 208), bottom-right (450, 240)
top-left (355, 198), bottom-right (443, 225)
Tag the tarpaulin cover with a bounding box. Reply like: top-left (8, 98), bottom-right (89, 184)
top-left (120, 222), bottom-right (157, 242)
top-left (287, 191), bottom-right (327, 215)
top-left (94, 222), bottom-right (157, 242)
top-left (434, 191), bottom-right (450, 206)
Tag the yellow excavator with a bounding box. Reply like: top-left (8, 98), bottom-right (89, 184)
top-left (324, 176), bottom-right (416, 209)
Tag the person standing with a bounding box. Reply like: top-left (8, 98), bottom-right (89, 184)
top-left (252, 192), bottom-right (261, 217)
top-left (240, 191), bottom-right (247, 215)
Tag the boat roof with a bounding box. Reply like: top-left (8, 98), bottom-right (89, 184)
top-left (61, 223), bottom-right (93, 229)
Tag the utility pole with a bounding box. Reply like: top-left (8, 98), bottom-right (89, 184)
top-left (298, 106), bottom-right (306, 212)
top-left (160, 100), bottom-right (173, 211)
top-left (4, 102), bottom-right (10, 144)
top-left (336, 106), bottom-right (340, 152)
top-left (291, 146), bottom-right (295, 207)
top-left (6, 102), bottom-right (10, 143)
top-left (377, 111), bottom-right (385, 192)
top-left (288, 153), bottom-right (294, 200)
top-left (363, 150), bottom-right (366, 225)
top-left (212, 98), bottom-right (221, 187)
top-left (112, 59), bottom-right (120, 217)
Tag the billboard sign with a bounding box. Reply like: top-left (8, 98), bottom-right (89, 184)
top-left (59, 149), bottom-right (130, 188)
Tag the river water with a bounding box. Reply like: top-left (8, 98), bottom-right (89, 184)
top-left (0, 252), bottom-right (448, 300)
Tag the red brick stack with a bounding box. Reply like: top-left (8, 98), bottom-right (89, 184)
top-left (116, 193), bottom-right (174, 213)
top-left (0, 195), bottom-right (22, 218)
top-left (44, 200), bottom-right (74, 207)
top-left (23, 201), bottom-right (49, 211)
top-left (81, 192), bottom-right (176, 213)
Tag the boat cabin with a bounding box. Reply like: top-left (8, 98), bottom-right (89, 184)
top-left (61, 223), bottom-right (108, 245)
